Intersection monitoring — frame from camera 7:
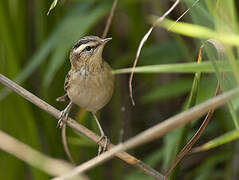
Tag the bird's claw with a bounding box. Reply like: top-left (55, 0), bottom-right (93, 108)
top-left (57, 118), bottom-right (63, 128)
top-left (97, 135), bottom-right (109, 155)
top-left (57, 110), bottom-right (67, 128)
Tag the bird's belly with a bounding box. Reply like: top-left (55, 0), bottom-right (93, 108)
top-left (67, 73), bottom-right (114, 113)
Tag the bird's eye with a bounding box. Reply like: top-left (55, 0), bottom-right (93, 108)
top-left (85, 46), bottom-right (92, 51)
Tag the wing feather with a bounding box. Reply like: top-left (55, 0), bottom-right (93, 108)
top-left (56, 70), bottom-right (72, 102)
top-left (64, 70), bottom-right (72, 91)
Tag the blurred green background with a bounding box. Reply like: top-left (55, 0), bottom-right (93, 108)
top-left (0, 0), bottom-right (239, 179)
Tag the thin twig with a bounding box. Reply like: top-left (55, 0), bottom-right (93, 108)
top-left (163, 43), bottom-right (204, 179)
top-left (60, 101), bottom-right (75, 165)
top-left (129, 0), bottom-right (202, 105)
top-left (53, 86), bottom-right (239, 180)
top-left (164, 84), bottom-right (221, 179)
top-left (164, 40), bottom-right (224, 179)
top-left (102, 0), bottom-right (118, 38)
top-left (0, 130), bottom-right (89, 180)
top-left (62, 124), bottom-right (76, 164)
top-left (168, 0), bottom-right (201, 31)
top-left (129, 0), bottom-right (180, 105)
top-left (0, 73), bottom-right (163, 179)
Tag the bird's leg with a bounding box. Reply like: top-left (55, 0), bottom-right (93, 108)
top-left (92, 113), bottom-right (109, 155)
top-left (57, 101), bottom-right (74, 128)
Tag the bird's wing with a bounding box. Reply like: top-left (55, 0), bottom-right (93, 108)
top-left (64, 70), bottom-right (72, 91)
top-left (55, 70), bottom-right (71, 102)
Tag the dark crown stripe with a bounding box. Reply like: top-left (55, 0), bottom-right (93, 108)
top-left (73, 39), bottom-right (97, 50)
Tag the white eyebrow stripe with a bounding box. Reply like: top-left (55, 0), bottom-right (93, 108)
top-left (73, 42), bottom-right (98, 53)
top-left (74, 44), bottom-right (87, 53)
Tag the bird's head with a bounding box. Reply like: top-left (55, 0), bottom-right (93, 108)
top-left (70, 36), bottom-right (111, 69)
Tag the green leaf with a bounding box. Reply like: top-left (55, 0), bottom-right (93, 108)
top-left (47, 0), bottom-right (58, 16)
top-left (193, 130), bottom-right (239, 152)
top-left (113, 61), bottom-right (236, 74)
top-left (205, 40), bottom-right (239, 129)
top-left (157, 19), bottom-right (239, 47)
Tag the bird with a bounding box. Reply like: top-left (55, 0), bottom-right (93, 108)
top-left (56, 36), bottom-right (114, 154)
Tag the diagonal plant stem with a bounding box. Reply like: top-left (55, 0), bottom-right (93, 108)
top-left (164, 83), bottom-right (221, 179)
top-left (0, 130), bottom-right (88, 179)
top-left (61, 124), bottom-right (76, 165)
top-left (164, 40), bottom-right (225, 179)
top-left (0, 73), bottom-right (163, 179)
top-left (53, 85), bottom-right (239, 180)
top-left (168, 0), bottom-right (201, 31)
top-left (102, 0), bottom-right (118, 39)
top-left (2, 71), bottom-right (239, 179)
top-left (165, 44), bottom-right (204, 179)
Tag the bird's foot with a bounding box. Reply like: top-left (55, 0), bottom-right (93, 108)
top-left (57, 109), bottom-right (68, 128)
top-left (97, 135), bottom-right (109, 155)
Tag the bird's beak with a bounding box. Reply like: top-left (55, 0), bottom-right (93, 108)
top-left (101, 38), bottom-right (112, 44)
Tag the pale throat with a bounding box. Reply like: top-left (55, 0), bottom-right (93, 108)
top-left (71, 54), bottom-right (104, 73)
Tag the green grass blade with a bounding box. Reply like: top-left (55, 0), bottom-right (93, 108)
top-left (205, 42), bottom-right (239, 129)
top-left (193, 130), bottom-right (239, 152)
top-left (156, 19), bottom-right (239, 47)
top-left (113, 61), bottom-right (236, 74)
top-left (47, 0), bottom-right (58, 16)
top-left (166, 57), bottom-right (202, 179)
